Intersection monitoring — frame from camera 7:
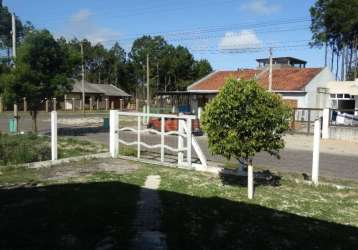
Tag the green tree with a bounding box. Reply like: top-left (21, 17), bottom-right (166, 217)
top-left (193, 59), bottom-right (213, 80)
top-left (1, 30), bottom-right (75, 132)
top-left (201, 78), bottom-right (291, 168)
top-left (310, 0), bottom-right (358, 79)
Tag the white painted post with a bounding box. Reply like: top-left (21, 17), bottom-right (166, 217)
top-left (51, 111), bottom-right (58, 161)
top-left (178, 118), bottom-right (184, 166)
top-left (186, 118), bottom-right (192, 167)
top-left (198, 107), bottom-right (203, 120)
top-left (72, 98), bottom-right (75, 111)
top-left (322, 108), bottom-right (330, 139)
top-left (142, 106), bottom-right (147, 124)
top-left (96, 99), bottom-right (99, 110)
top-left (109, 110), bottom-right (119, 158)
top-left (137, 116), bottom-right (141, 159)
top-left (89, 97), bottom-right (93, 111)
top-left (160, 117), bottom-right (165, 162)
top-left (248, 164), bottom-right (254, 199)
top-left (105, 98), bottom-right (109, 111)
top-left (312, 119), bottom-right (321, 185)
top-left (53, 98), bottom-right (57, 111)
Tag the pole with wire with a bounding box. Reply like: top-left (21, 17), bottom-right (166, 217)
top-left (268, 47), bottom-right (273, 92)
top-left (81, 42), bottom-right (85, 112)
top-left (146, 54), bottom-right (150, 122)
top-left (11, 12), bottom-right (16, 60)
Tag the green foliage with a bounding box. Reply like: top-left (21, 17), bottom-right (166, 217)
top-left (0, 133), bottom-right (51, 165)
top-left (310, 0), bottom-right (358, 79)
top-left (193, 59), bottom-right (213, 80)
top-left (1, 30), bottom-right (75, 131)
top-left (201, 78), bottom-right (291, 162)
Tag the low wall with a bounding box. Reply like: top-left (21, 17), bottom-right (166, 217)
top-left (329, 126), bottom-right (358, 141)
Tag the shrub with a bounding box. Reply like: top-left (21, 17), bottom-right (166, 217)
top-left (201, 78), bottom-right (291, 166)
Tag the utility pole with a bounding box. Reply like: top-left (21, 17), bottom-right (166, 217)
top-left (268, 47), bottom-right (273, 92)
top-left (11, 13), bottom-right (16, 59)
top-left (146, 54), bottom-right (150, 116)
top-left (81, 42), bottom-right (85, 111)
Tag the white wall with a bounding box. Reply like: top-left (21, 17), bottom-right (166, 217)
top-left (280, 93), bottom-right (306, 108)
top-left (304, 67), bottom-right (336, 108)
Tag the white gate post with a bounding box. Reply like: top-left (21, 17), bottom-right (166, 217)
top-left (160, 117), bottom-right (165, 162)
top-left (51, 111), bottom-right (58, 161)
top-left (178, 118), bottom-right (184, 166)
top-left (322, 108), bottom-right (330, 139)
top-left (248, 164), bottom-right (254, 199)
top-left (137, 116), bottom-right (141, 159)
top-left (186, 118), bottom-right (192, 167)
top-left (109, 110), bottom-right (119, 158)
top-left (312, 119), bottom-right (321, 185)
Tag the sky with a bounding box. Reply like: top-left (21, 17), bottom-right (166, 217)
top-left (4, 0), bottom-right (325, 70)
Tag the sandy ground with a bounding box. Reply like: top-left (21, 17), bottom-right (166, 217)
top-left (283, 134), bottom-right (358, 157)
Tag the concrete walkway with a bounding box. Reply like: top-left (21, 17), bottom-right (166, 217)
top-left (131, 175), bottom-right (167, 250)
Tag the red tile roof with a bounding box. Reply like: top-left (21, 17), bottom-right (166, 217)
top-left (188, 68), bottom-right (323, 92)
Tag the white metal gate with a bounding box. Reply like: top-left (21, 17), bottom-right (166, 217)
top-left (109, 110), bottom-right (207, 169)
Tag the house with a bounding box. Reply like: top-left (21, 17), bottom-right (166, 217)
top-left (64, 80), bottom-right (130, 110)
top-left (185, 57), bottom-right (335, 115)
top-left (327, 79), bottom-right (358, 115)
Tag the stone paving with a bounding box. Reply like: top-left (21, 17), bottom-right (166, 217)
top-left (130, 175), bottom-right (167, 250)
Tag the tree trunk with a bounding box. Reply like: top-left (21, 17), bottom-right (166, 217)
top-left (30, 110), bottom-right (38, 133)
top-left (331, 47), bottom-right (334, 72)
top-left (324, 42), bottom-right (328, 67)
top-left (335, 51), bottom-right (340, 80)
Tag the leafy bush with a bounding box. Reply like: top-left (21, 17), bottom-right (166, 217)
top-left (0, 133), bottom-right (51, 165)
top-left (201, 78), bottom-right (291, 165)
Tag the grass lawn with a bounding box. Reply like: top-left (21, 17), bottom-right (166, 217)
top-left (0, 160), bottom-right (357, 249)
top-left (0, 133), bottom-right (107, 165)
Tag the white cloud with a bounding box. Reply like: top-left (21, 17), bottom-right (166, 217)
top-left (60, 9), bottom-right (120, 45)
top-left (219, 30), bottom-right (262, 52)
top-left (240, 0), bottom-right (280, 15)
top-left (71, 9), bottom-right (92, 22)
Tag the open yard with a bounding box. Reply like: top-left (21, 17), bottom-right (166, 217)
top-left (0, 158), bottom-right (357, 250)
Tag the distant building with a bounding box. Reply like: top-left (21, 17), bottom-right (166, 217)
top-left (64, 80), bottom-right (130, 110)
top-left (327, 79), bottom-right (358, 115)
top-left (157, 57), bottom-right (336, 116)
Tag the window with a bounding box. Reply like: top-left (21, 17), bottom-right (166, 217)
top-left (337, 94), bottom-right (343, 98)
top-left (330, 94), bottom-right (336, 98)
top-left (344, 94), bottom-right (351, 99)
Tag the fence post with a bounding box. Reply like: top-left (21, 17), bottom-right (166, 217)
top-left (120, 99), bottom-right (124, 111)
top-left (137, 116), bottom-right (141, 159)
top-left (248, 163), bottom-right (254, 199)
top-left (312, 119), bottom-right (320, 185)
top-left (136, 98), bottom-right (140, 111)
top-left (178, 117), bottom-right (184, 167)
top-left (186, 118), bottom-right (192, 167)
top-left (14, 104), bottom-right (18, 133)
top-left (160, 117), bottom-right (165, 162)
top-left (0, 96), bottom-right (3, 112)
top-left (105, 98), bottom-right (109, 111)
top-left (111, 101), bottom-right (114, 110)
top-left (109, 110), bottom-right (119, 158)
top-left (51, 111), bottom-right (58, 161)
top-left (45, 100), bottom-right (49, 112)
top-left (96, 99), bottom-right (99, 110)
top-left (307, 109), bottom-right (311, 135)
top-left (322, 108), bottom-right (330, 139)
top-left (71, 98), bottom-right (74, 112)
top-left (23, 97), bottom-right (27, 112)
top-left (89, 97), bottom-right (93, 111)
top-left (52, 98), bottom-right (57, 111)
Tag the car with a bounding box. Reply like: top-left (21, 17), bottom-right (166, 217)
top-left (147, 116), bottom-right (203, 135)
